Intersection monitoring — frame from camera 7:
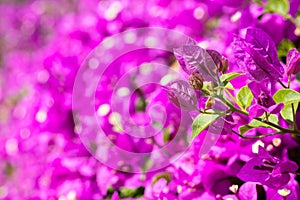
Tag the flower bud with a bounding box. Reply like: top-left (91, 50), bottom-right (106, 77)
top-left (189, 72), bottom-right (203, 90)
top-left (286, 48), bottom-right (300, 75)
top-left (207, 49), bottom-right (229, 73)
top-left (220, 56), bottom-right (229, 73)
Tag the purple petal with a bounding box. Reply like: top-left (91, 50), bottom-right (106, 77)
top-left (174, 42), bottom-right (218, 82)
top-left (239, 182), bottom-right (258, 200)
top-left (111, 192), bottom-right (120, 200)
top-left (248, 81), bottom-right (261, 98)
top-left (286, 48), bottom-right (300, 75)
top-left (222, 195), bottom-right (239, 200)
top-left (279, 160), bottom-right (299, 173)
top-left (264, 173), bottom-right (291, 189)
top-left (248, 79), bottom-right (272, 98)
top-left (233, 36), bottom-right (262, 80)
top-left (233, 28), bottom-right (283, 81)
top-left (207, 49), bottom-right (229, 73)
top-left (248, 105), bottom-right (267, 118)
top-left (267, 103), bottom-right (284, 114)
top-left (237, 157), bottom-right (270, 183)
top-left (246, 28), bottom-right (282, 72)
top-left (257, 146), bottom-right (274, 160)
top-left (245, 46), bottom-right (282, 81)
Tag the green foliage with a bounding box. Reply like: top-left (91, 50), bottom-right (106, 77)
top-left (163, 126), bottom-right (172, 144)
top-left (277, 39), bottom-right (295, 60)
top-left (221, 72), bottom-right (242, 83)
top-left (280, 104), bottom-right (298, 122)
top-left (273, 89), bottom-right (300, 105)
top-left (273, 89), bottom-right (300, 122)
top-left (237, 86), bottom-right (253, 110)
top-left (141, 158), bottom-right (153, 176)
top-left (118, 187), bottom-right (145, 199)
top-left (221, 72), bottom-right (242, 86)
top-left (239, 114), bottom-right (279, 134)
top-left (296, 73), bottom-right (300, 82)
top-left (192, 112), bottom-right (220, 140)
top-left (265, 0), bottom-right (290, 16)
top-left (224, 82), bottom-right (235, 90)
top-left (202, 81), bottom-right (214, 95)
top-left (152, 172), bottom-right (171, 185)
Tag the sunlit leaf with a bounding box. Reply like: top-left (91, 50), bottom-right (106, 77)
top-left (265, 0), bottom-right (290, 16)
top-left (237, 85), bottom-right (253, 109)
top-left (192, 112), bottom-right (220, 140)
top-left (119, 187), bottom-right (145, 198)
top-left (220, 72), bottom-right (242, 85)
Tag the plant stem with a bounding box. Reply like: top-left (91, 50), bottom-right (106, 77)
top-left (215, 94), bottom-right (300, 135)
top-left (265, 112), bottom-right (269, 121)
top-left (278, 80), bottom-right (288, 88)
top-left (285, 14), bottom-right (300, 28)
top-left (232, 130), bottom-right (300, 139)
top-left (198, 110), bottom-right (226, 115)
top-left (287, 75), bottom-right (298, 132)
top-left (225, 89), bottom-right (240, 108)
top-left (292, 104), bottom-right (298, 132)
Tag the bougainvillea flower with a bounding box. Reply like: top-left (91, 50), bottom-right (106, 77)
top-left (247, 79), bottom-right (283, 118)
top-left (286, 48), bottom-right (300, 75)
top-left (174, 39), bottom-right (218, 83)
top-left (233, 28), bottom-right (284, 81)
top-left (237, 146), bottom-right (298, 189)
top-left (248, 103), bottom-right (284, 119)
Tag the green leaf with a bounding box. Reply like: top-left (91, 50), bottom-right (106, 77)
top-left (163, 126), bottom-right (171, 144)
top-left (249, 114), bottom-right (278, 127)
top-left (273, 89), bottom-right (300, 105)
top-left (239, 125), bottom-right (253, 135)
top-left (105, 186), bottom-right (115, 199)
top-left (4, 163), bottom-right (14, 176)
top-left (192, 113), bottom-right (220, 140)
top-left (141, 158), bottom-right (153, 172)
top-left (268, 114), bottom-right (279, 124)
top-left (239, 114), bottom-right (279, 134)
top-left (237, 86), bottom-right (253, 110)
top-left (201, 81), bottom-right (213, 96)
top-left (265, 0), bottom-right (290, 16)
top-left (152, 121), bottom-right (163, 129)
top-left (224, 82), bottom-right (235, 90)
top-left (214, 82), bottom-right (234, 90)
top-left (280, 104), bottom-right (299, 122)
top-left (296, 73), bottom-right (300, 82)
top-left (152, 173), bottom-right (171, 185)
top-left (220, 72), bottom-right (242, 84)
top-left (273, 89), bottom-right (300, 122)
top-left (249, 119), bottom-right (270, 128)
top-left (277, 39), bottom-right (295, 59)
top-left (119, 187), bottom-right (145, 198)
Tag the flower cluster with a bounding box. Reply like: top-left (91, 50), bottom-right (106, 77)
top-left (1, 0), bottom-right (300, 199)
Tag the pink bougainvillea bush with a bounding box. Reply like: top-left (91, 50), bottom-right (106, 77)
top-left (1, 0), bottom-right (300, 199)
